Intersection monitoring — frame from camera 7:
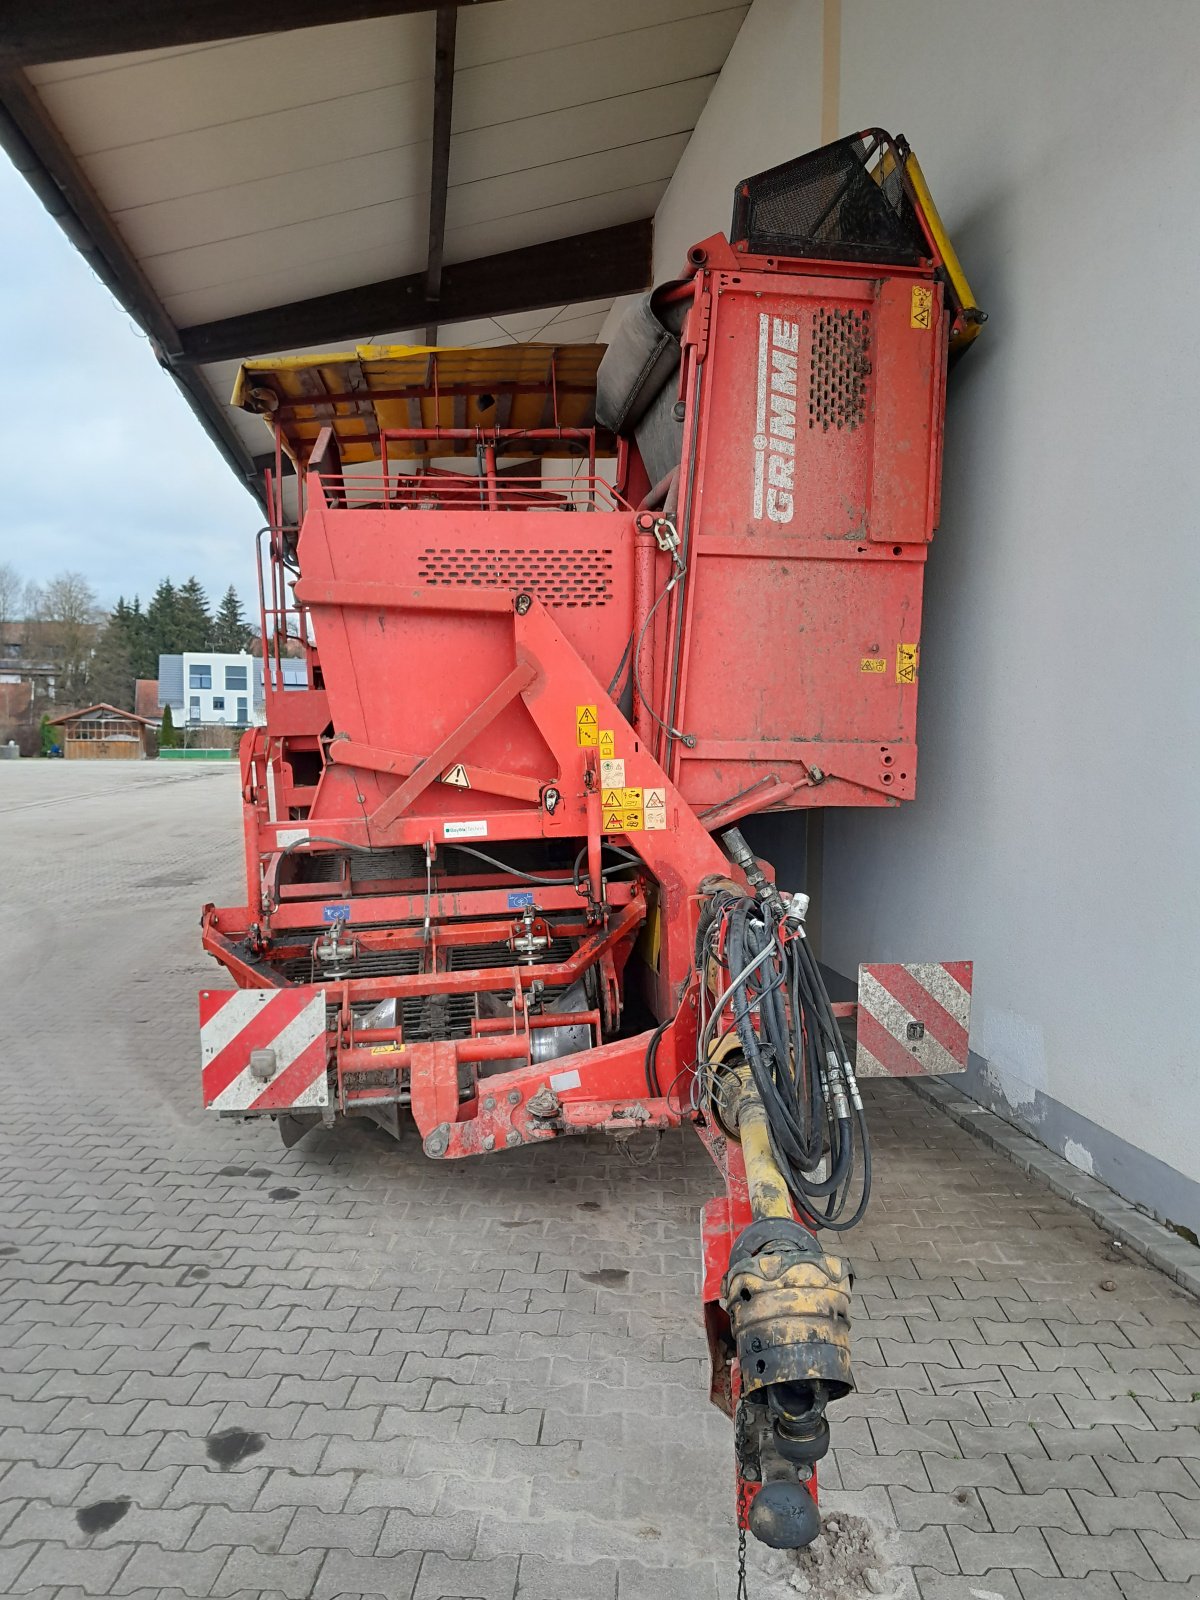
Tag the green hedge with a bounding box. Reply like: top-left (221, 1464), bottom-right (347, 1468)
top-left (158, 748), bottom-right (237, 761)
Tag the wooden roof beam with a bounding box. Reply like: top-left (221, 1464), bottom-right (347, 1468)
top-left (0, 1), bottom-right (500, 67)
top-left (423, 6), bottom-right (458, 346)
top-left (174, 219), bottom-right (654, 367)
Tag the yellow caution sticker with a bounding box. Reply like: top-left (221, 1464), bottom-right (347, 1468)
top-left (897, 642), bottom-right (919, 684)
top-left (601, 788), bottom-right (625, 809)
top-left (598, 729), bottom-right (616, 760)
top-left (600, 758), bottom-right (625, 790)
top-left (643, 787), bottom-right (666, 830)
top-left (619, 787), bottom-right (642, 810)
top-left (441, 762), bottom-right (470, 787)
top-left (603, 800), bottom-right (643, 832)
top-left (860, 657), bottom-right (886, 674)
top-left (576, 705), bottom-right (598, 746)
top-left (370, 1043), bottom-right (404, 1056)
top-left (910, 285), bottom-right (933, 330)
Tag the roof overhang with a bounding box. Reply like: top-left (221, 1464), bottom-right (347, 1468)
top-left (0, 2), bottom-right (748, 503)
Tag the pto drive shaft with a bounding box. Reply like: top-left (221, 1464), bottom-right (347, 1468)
top-left (722, 1073), bottom-right (854, 1548)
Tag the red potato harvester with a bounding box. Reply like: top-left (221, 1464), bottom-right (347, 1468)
top-left (198, 130), bottom-right (984, 1552)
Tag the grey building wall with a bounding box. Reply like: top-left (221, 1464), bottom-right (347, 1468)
top-left (157, 655), bottom-right (183, 710)
top-left (600, 0), bottom-right (1200, 1235)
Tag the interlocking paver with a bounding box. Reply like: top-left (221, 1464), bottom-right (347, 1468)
top-left (1045, 1525), bottom-right (1162, 1579)
top-left (3, 760), bottom-right (1200, 1600)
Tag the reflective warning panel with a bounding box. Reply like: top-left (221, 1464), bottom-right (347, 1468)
top-left (199, 987), bottom-right (330, 1111)
top-left (855, 962), bottom-right (972, 1077)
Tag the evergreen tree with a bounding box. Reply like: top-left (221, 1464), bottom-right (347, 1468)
top-left (39, 713), bottom-right (54, 756)
top-left (89, 613), bottom-right (135, 710)
top-left (145, 579), bottom-right (179, 666)
top-left (212, 585), bottom-right (253, 654)
top-left (125, 596), bottom-right (156, 680)
top-left (176, 577), bottom-right (213, 652)
top-left (160, 704), bottom-right (177, 748)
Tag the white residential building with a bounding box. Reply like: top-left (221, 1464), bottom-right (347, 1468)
top-left (157, 652), bottom-right (259, 727)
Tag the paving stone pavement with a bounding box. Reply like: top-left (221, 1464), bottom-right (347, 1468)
top-left (2, 760), bottom-right (1199, 1599)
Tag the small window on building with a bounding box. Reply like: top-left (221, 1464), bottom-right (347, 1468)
top-left (225, 665), bottom-right (248, 691)
top-left (189, 664), bottom-right (212, 689)
top-left (212, 696), bottom-right (225, 711)
top-left (237, 697), bottom-right (248, 723)
top-left (189, 696), bottom-right (201, 722)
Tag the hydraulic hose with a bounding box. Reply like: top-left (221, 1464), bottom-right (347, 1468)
top-left (703, 858), bottom-right (871, 1234)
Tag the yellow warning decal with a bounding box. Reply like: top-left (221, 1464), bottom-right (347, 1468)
top-left (897, 642), bottom-right (919, 684)
top-left (575, 705), bottom-right (598, 746)
top-left (619, 787), bottom-right (642, 810)
top-left (598, 729), bottom-right (616, 760)
top-left (600, 758), bottom-right (625, 790)
top-left (603, 801), bottom-right (644, 833)
top-left (441, 762), bottom-right (470, 787)
top-left (643, 787), bottom-right (666, 830)
top-left (370, 1043), bottom-right (403, 1056)
top-left (861, 657), bottom-right (886, 674)
top-left (601, 789), bottom-right (625, 809)
top-left (910, 285), bottom-right (933, 330)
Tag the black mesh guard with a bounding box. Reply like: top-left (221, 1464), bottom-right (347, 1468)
top-left (732, 130), bottom-right (929, 267)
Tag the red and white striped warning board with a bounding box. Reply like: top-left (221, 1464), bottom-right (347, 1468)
top-left (855, 962), bottom-right (972, 1078)
top-left (199, 987), bottom-right (329, 1112)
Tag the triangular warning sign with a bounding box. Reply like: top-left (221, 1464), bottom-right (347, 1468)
top-left (603, 811), bottom-right (625, 832)
top-left (442, 763), bottom-right (470, 788)
top-left (576, 707), bottom-right (597, 724)
top-left (602, 789), bottom-right (624, 808)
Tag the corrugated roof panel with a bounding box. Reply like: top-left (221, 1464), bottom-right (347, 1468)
top-left (453, 11), bottom-right (746, 133)
top-left (111, 138), bottom-right (432, 260)
top-left (28, 15), bottom-right (432, 152)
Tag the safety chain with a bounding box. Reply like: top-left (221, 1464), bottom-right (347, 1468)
top-left (736, 1526), bottom-right (749, 1599)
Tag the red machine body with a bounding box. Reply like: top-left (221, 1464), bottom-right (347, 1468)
top-left (198, 129), bottom-right (980, 1551)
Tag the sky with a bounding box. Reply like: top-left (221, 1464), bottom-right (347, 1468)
top-left (0, 151), bottom-right (265, 616)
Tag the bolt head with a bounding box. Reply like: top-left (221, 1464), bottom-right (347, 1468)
top-left (508, 1089), bottom-right (520, 1105)
top-left (423, 1124), bottom-right (450, 1158)
top-left (482, 1134), bottom-right (495, 1152)
top-left (506, 1130), bottom-right (521, 1148)
top-left (484, 1096), bottom-right (495, 1111)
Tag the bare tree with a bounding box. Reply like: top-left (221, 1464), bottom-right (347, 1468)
top-left (40, 571), bottom-right (102, 703)
top-left (0, 562), bottom-right (20, 628)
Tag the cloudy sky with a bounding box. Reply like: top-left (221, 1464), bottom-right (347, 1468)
top-left (0, 152), bottom-right (264, 615)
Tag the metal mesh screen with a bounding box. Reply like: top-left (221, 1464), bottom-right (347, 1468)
top-left (732, 130), bottom-right (928, 266)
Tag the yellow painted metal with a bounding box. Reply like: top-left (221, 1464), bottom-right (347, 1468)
top-left (232, 342), bottom-right (608, 466)
top-left (902, 152), bottom-right (983, 351)
top-left (735, 1076), bottom-right (793, 1222)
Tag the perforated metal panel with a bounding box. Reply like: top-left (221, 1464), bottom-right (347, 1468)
top-left (417, 548), bottom-right (614, 606)
top-left (808, 308), bottom-right (871, 432)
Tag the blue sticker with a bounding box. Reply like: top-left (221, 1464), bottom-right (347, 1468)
top-left (507, 891), bottom-right (535, 910)
top-left (322, 903), bottom-right (352, 923)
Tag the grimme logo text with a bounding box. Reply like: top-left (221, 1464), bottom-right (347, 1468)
top-left (751, 313), bottom-right (800, 524)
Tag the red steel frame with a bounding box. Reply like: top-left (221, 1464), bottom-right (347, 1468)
top-left (201, 166), bottom-right (966, 1536)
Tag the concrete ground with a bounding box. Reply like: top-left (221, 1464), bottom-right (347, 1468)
top-left (1, 759), bottom-right (1199, 1600)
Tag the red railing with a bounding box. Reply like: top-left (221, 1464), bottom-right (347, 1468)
top-left (314, 470), bottom-right (628, 514)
